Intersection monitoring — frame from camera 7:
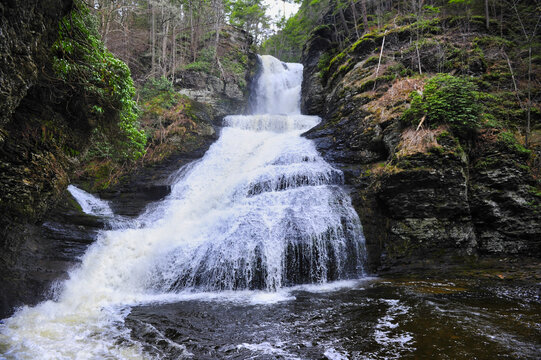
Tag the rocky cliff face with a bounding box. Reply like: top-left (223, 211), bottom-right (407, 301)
top-left (173, 26), bottom-right (258, 125)
top-left (0, 0), bottom-right (96, 317)
top-left (300, 10), bottom-right (541, 271)
top-left (0, 0), bottom-right (72, 127)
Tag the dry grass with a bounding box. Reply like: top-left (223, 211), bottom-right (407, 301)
top-left (364, 78), bottom-right (424, 124)
top-left (396, 127), bottom-right (444, 158)
top-left (371, 78), bottom-right (423, 108)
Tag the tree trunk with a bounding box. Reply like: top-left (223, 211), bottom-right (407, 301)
top-left (338, 7), bottom-right (351, 39)
top-left (162, 15), bottom-right (169, 77)
top-left (190, 0), bottom-right (196, 61)
top-left (361, 0), bottom-right (368, 33)
top-left (214, 0), bottom-right (222, 58)
top-left (526, 44), bottom-right (532, 147)
top-left (350, 1), bottom-right (360, 39)
top-left (485, 0), bottom-right (490, 29)
top-left (151, 2), bottom-right (156, 76)
top-left (171, 24), bottom-right (176, 80)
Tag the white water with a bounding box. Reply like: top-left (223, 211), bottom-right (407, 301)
top-left (0, 55), bottom-right (366, 359)
top-left (67, 185), bottom-right (113, 217)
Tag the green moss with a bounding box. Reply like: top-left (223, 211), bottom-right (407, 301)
top-left (529, 186), bottom-right (541, 198)
top-left (182, 60), bottom-right (212, 73)
top-left (385, 63), bottom-right (408, 77)
top-left (473, 35), bottom-right (513, 50)
top-left (477, 91), bottom-right (526, 126)
top-left (473, 157), bottom-right (501, 170)
top-left (470, 15), bottom-right (487, 25)
top-left (317, 51), bottom-right (334, 72)
top-left (498, 131), bottom-right (531, 156)
top-left (328, 51), bottom-right (346, 69)
top-left (410, 17), bottom-right (442, 34)
top-left (311, 24), bottom-right (330, 35)
top-left (337, 59), bottom-right (354, 75)
top-left (429, 145), bottom-right (446, 155)
top-left (52, 1), bottom-right (146, 161)
top-left (358, 79), bottom-right (375, 93)
top-left (436, 130), bottom-right (451, 141)
top-left (363, 55), bottom-right (381, 68)
top-left (350, 35), bottom-right (376, 55)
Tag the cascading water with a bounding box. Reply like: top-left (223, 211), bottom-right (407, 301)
top-left (0, 55), bottom-right (366, 359)
top-left (67, 185), bottom-right (114, 217)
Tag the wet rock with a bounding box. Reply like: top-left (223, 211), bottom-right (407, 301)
top-left (0, 193), bottom-right (105, 318)
top-left (469, 134), bottom-right (541, 256)
top-left (0, 0), bottom-right (72, 127)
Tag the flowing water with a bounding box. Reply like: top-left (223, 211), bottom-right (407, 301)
top-left (1, 55), bottom-right (540, 360)
top-left (66, 185), bottom-right (114, 218)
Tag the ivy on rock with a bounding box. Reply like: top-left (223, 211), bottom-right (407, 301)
top-left (51, 1), bottom-right (146, 161)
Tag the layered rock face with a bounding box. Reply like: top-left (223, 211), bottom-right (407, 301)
top-left (173, 25), bottom-right (258, 124)
top-left (0, 0), bottom-right (71, 127)
top-left (0, 0), bottom-right (105, 317)
top-left (0, 0), bottom-right (77, 222)
top-left (301, 10), bottom-right (541, 270)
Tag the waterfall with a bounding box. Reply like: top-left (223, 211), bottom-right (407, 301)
top-left (67, 185), bottom-right (113, 217)
top-left (0, 55), bottom-right (366, 359)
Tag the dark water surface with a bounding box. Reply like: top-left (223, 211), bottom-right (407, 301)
top-left (126, 277), bottom-right (541, 359)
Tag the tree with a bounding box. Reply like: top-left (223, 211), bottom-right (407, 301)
top-left (505, 0), bottom-right (541, 147)
top-left (226, 0), bottom-right (270, 44)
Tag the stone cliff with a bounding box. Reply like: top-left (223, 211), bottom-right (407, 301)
top-left (300, 8), bottom-right (541, 271)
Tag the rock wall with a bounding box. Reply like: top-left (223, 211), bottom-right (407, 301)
top-left (173, 25), bottom-right (258, 124)
top-left (0, 0), bottom-right (91, 317)
top-left (300, 9), bottom-right (541, 271)
top-left (0, 0), bottom-right (72, 127)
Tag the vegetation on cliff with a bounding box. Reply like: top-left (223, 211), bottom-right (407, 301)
top-left (52, 1), bottom-right (146, 161)
top-left (65, 1), bottom-right (258, 191)
top-left (402, 73), bottom-right (481, 137)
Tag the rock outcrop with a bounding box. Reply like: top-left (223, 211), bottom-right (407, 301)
top-left (300, 8), bottom-right (541, 271)
top-left (0, 0), bottom-right (72, 127)
top-left (173, 25), bottom-right (258, 124)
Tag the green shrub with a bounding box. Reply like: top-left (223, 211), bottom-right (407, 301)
top-left (318, 51), bottom-right (333, 72)
top-left (140, 76), bottom-right (175, 101)
top-left (52, 1), bottom-right (146, 161)
top-left (402, 73), bottom-right (480, 137)
top-left (182, 60), bottom-right (212, 73)
top-left (180, 47), bottom-right (217, 74)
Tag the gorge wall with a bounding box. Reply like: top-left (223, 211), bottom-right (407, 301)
top-left (300, 6), bottom-right (541, 271)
